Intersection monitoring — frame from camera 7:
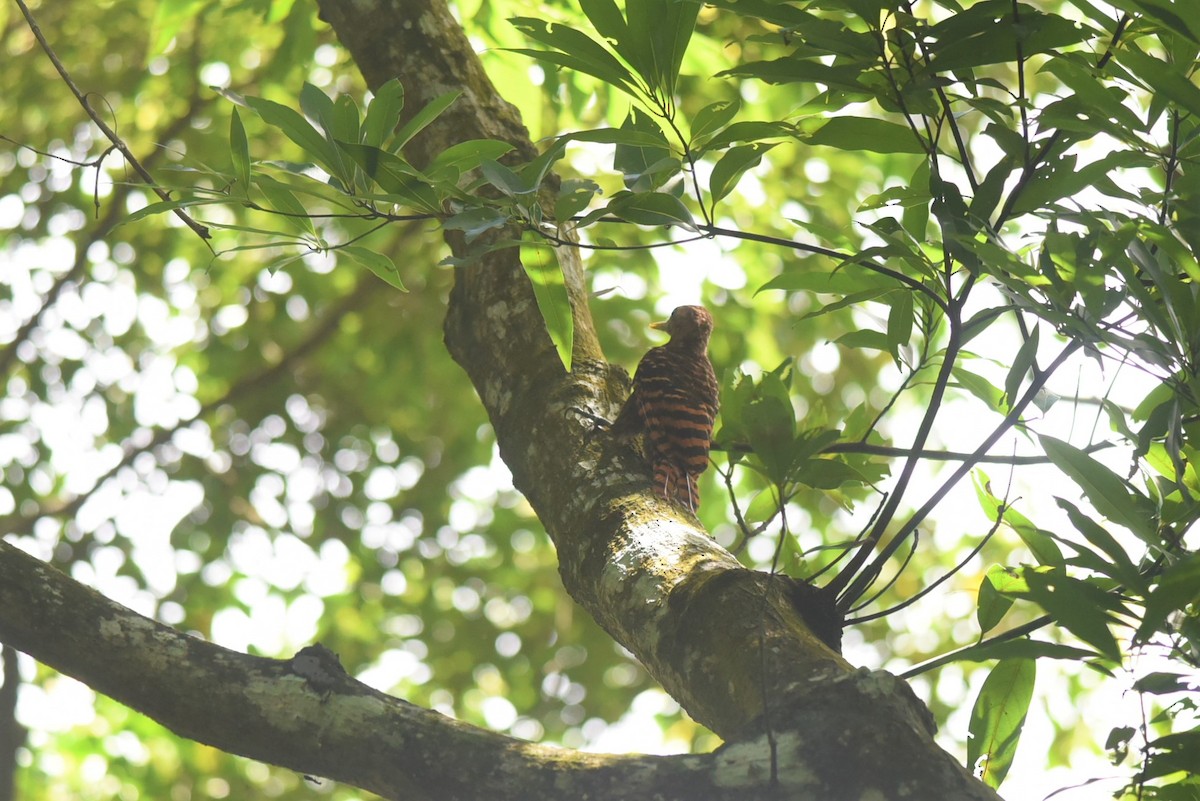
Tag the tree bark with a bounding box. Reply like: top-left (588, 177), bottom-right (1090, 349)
top-left (0, 539), bottom-right (785, 801)
top-left (0, 0), bottom-right (1003, 798)
top-left (0, 644), bottom-right (21, 801)
top-left (0, 538), bottom-right (991, 800)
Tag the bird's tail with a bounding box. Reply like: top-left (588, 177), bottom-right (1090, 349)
top-left (653, 462), bottom-right (699, 512)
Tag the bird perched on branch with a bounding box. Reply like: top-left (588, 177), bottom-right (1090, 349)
top-left (611, 305), bottom-right (719, 512)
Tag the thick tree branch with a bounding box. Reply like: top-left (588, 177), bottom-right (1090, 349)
top-left (0, 644), bottom-right (20, 801)
top-left (0, 538), bottom-right (982, 800)
top-left (2, 544), bottom-right (662, 801)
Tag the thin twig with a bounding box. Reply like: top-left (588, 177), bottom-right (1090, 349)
top-left (711, 438), bottom-right (1119, 465)
top-left (532, 220), bottom-right (952, 313)
top-left (1158, 109), bottom-right (1182, 227)
top-left (1012, 0), bottom-right (1031, 166)
top-left (845, 528), bottom-right (919, 617)
top-left (718, 461), bottom-right (770, 554)
top-left (994, 13), bottom-right (1130, 227)
top-left (834, 339), bottom-right (1082, 611)
top-left (803, 491), bottom-right (890, 585)
top-left (823, 439), bottom-right (1117, 465)
top-left (825, 312), bottom-right (964, 604)
top-left (898, 614), bottom-right (1053, 678)
top-left (13, 0), bottom-right (211, 242)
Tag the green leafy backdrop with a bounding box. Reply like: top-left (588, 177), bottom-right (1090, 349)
top-left (2, 0), bottom-right (1198, 797)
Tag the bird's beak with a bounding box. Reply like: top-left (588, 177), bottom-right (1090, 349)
top-left (649, 319), bottom-right (668, 331)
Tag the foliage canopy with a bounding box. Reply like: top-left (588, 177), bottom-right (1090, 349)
top-left (2, 0), bottom-right (1199, 798)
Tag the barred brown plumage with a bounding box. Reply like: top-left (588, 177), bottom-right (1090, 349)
top-left (611, 306), bottom-right (719, 511)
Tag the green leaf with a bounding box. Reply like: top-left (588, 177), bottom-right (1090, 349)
top-left (957, 639), bottom-right (1099, 664)
top-left (332, 93), bottom-right (363, 145)
top-left (579, 0), bottom-right (629, 49)
top-left (229, 108), bottom-right (251, 195)
top-left (510, 18), bottom-right (640, 97)
top-left (391, 91), bottom-right (462, 152)
top-left (743, 367), bottom-right (798, 484)
top-left (885, 290), bottom-right (913, 360)
top-left (1123, 43), bottom-right (1200, 119)
top-left (789, 428), bottom-right (843, 464)
top-left (834, 329), bottom-right (891, 352)
top-left (1132, 380), bottom-right (1176, 421)
top-left (1024, 569), bottom-right (1122, 662)
top-left (246, 95), bottom-right (338, 175)
top-left (1010, 150), bottom-right (1152, 215)
top-left (118, 197), bottom-right (223, 227)
top-left (971, 155), bottom-right (1015, 222)
top-left (299, 81), bottom-right (336, 136)
top-left (744, 487), bottom-right (784, 525)
top-left (362, 78), bottom-right (405, 147)
top-left (978, 474), bottom-right (1064, 568)
top-left (1038, 435), bottom-right (1155, 542)
top-left (340, 245), bottom-right (406, 291)
top-left (703, 120), bottom-right (795, 150)
top-left (1106, 725), bottom-right (1136, 763)
top-left (690, 99), bottom-right (741, 145)
top-left (517, 139), bottom-right (570, 194)
top-left (509, 46), bottom-right (639, 101)
top-left (792, 455), bottom-right (865, 489)
top-left (931, 174), bottom-right (979, 272)
top-left (1004, 508), bottom-right (1064, 569)
top-left (554, 179), bottom-right (600, 222)
top-left (480, 159), bottom-right (534, 197)
top-left (646, 0), bottom-right (700, 96)
top-left (967, 658), bottom-right (1036, 789)
top-left (442, 207), bottom-right (511, 243)
top-left (978, 565), bottom-right (1017, 635)
top-left (1133, 672), bottom-right (1191, 695)
top-left (953, 367), bottom-right (1004, 412)
top-left (709, 143), bottom-right (776, 204)
top-left (336, 143), bottom-right (442, 213)
top-left (808, 117), bottom-right (927, 155)
top-left (802, 288), bottom-right (895, 319)
top-left (925, 2), bottom-right (1094, 72)
top-left (425, 140), bottom-right (516, 183)
top-left (990, 564), bottom-right (1031, 596)
top-left (1055, 498), bottom-right (1145, 591)
top-left (1136, 550), bottom-right (1200, 644)
top-left (604, 191), bottom-right (695, 229)
top-left (901, 160), bottom-right (931, 240)
top-left (520, 235), bottom-right (574, 372)
top-left (559, 127), bottom-right (677, 148)
top-left (1142, 729), bottom-right (1200, 780)
top-left (1040, 57), bottom-right (1147, 140)
top-left (718, 58), bottom-right (868, 93)
top-left (614, 109), bottom-right (673, 191)
top-left (758, 266), bottom-right (895, 296)
top-left (254, 175), bottom-right (316, 236)
top-left (1121, 0), bottom-right (1200, 43)
top-left (1004, 327), bottom-right (1039, 411)
top-left (290, 86), bottom-right (354, 174)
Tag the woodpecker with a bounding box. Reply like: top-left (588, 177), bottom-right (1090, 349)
top-left (612, 306), bottom-right (719, 511)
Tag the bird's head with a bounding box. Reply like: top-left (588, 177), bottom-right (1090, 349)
top-left (651, 305), bottom-right (714, 347)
